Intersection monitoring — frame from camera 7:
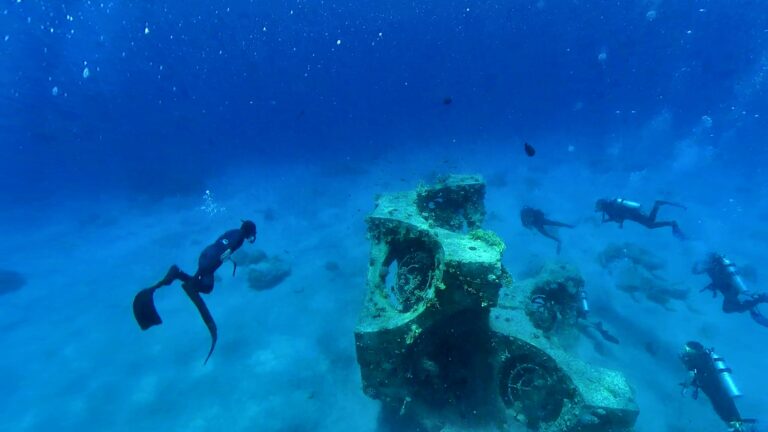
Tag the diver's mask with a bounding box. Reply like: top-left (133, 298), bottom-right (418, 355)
top-left (679, 341), bottom-right (705, 369)
top-left (240, 219), bottom-right (257, 243)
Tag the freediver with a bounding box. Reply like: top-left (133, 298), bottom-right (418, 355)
top-left (594, 198), bottom-right (686, 239)
top-left (692, 253), bottom-right (768, 328)
top-left (679, 341), bottom-right (759, 432)
top-left (132, 220), bottom-right (257, 364)
top-left (520, 206), bottom-right (574, 254)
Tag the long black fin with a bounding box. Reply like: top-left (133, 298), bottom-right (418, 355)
top-left (592, 321), bottom-right (620, 344)
top-left (133, 265), bottom-right (184, 330)
top-left (750, 307), bottom-right (768, 328)
top-left (182, 283), bottom-right (218, 365)
top-left (656, 200), bottom-right (687, 210)
top-left (133, 287), bottom-right (163, 330)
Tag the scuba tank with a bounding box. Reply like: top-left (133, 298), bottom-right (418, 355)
top-left (578, 289), bottom-right (590, 318)
top-left (709, 349), bottom-right (743, 399)
top-left (718, 256), bottom-right (748, 295)
top-left (615, 198), bottom-right (641, 209)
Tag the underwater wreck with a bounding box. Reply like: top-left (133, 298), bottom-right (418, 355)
top-left (355, 174), bottom-right (639, 432)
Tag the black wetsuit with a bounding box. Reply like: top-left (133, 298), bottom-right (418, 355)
top-left (133, 225), bottom-right (253, 364)
top-left (520, 206), bottom-right (574, 254)
top-left (680, 343), bottom-right (752, 431)
top-left (596, 198), bottom-right (685, 239)
top-left (693, 254), bottom-right (768, 327)
top-left (180, 229), bottom-right (247, 293)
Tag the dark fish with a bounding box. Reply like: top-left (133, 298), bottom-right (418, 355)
top-left (524, 142), bottom-right (536, 157)
top-left (0, 270), bottom-right (25, 295)
top-left (324, 261), bottom-right (341, 273)
top-left (442, 96), bottom-right (453, 105)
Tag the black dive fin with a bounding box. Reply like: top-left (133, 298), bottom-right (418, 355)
top-left (133, 265), bottom-right (183, 330)
top-left (657, 200), bottom-right (687, 210)
top-left (749, 307), bottom-right (768, 328)
top-left (593, 321), bottom-right (620, 344)
top-left (182, 282), bottom-right (218, 365)
top-left (133, 287), bottom-right (163, 330)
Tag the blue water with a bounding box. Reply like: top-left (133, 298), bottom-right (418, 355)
top-left (1, 1), bottom-right (767, 431)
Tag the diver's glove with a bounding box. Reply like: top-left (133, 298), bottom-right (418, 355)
top-left (678, 380), bottom-right (699, 400)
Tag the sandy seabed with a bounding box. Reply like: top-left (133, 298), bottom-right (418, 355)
top-left (0, 141), bottom-right (765, 432)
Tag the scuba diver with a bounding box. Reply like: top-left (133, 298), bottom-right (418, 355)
top-left (692, 253), bottom-right (768, 328)
top-left (529, 284), bottom-right (620, 345)
top-left (594, 198), bottom-right (686, 239)
top-left (520, 206), bottom-right (574, 254)
top-left (132, 220), bottom-right (257, 364)
top-left (679, 341), bottom-right (759, 432)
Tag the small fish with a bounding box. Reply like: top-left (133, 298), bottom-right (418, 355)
top-left (524, 142), bottom-right (536, 157)
top-left (644, 341), bottom-right (658, 357)
top-left (442, 96), bottom-right (453, 105)
top-left (324, 261), bottom-right (341, 274)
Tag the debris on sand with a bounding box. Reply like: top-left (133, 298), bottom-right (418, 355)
top-left (232, 249), bottom-right (291, 291)
top-left (598, 242), bottom-right (666, 275)
top-left (247, 255), bottom-right (292, 291)
top-left (612, 261), bottom-right (689, 310)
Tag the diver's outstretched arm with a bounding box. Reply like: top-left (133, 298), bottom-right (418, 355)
top-left (699, 283), bottom-right (717, 298)
top-left (692, 261), bottom-right (708, 274)
top-left (182, 282), bottom-right (218, 365)
top-left (679, 377), bottom-right (701, 400)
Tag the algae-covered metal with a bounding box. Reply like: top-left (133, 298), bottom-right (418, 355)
top-left (492, 262), bottom-right (639, 431)
top-left (355, 175), bottom-right (639, 432)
